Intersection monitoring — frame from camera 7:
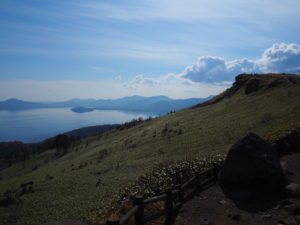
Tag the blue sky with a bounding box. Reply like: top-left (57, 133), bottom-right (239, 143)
top-left (0, 0), bottom-right (300, 101)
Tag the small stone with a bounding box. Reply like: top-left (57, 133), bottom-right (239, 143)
top-left (278, 220), bottom-right (287, 225)
top-left (263, 214), bottom-right (272, 218)
top-left (218, 200), bottom-right (226, 205)
top-left (278, 199), bottom-right (293, 206)
top-left (286, 183), bottom-right (300, 196)
top-left (278, 218), bottom-right (298, 225)
top-left (275, 205), bottom-right (281, 210)
top-left (199, 218), bottom-right (212, 225)
top-left (285, 203), bottom-right (300, 215)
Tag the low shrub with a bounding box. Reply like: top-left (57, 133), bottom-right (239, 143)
top-left (0, 190), bottom-right (19, 207)
top-left (116, 154), bottom-right (224, 202)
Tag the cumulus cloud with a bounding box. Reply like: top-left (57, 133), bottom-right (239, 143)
top-left (123, 43), bottom-right (300, 99)
top-left (180, 56), bottom-right (257, 83)
top-left (123, 73), bottom-right (229, 98)
top-left (258, 43), bottom-right (300, 74)
top-left (2, 43), bottom-right (299, 101)
top-left (181, 43), bottom-right (300, 83)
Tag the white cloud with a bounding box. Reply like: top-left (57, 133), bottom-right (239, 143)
top-left (123, 43), bottom-right (300, 97)
top-left (1, 43), bottom-right (299, 101)
top-left (180, 43), bottom-right (300, 83)
top-left (257, 43), bottom-right (300, 74)
top-left (180, 56), bottom-right (257, 82)
top-left (72, 0), bottom-right (300, 24)
top-left (124, 73), bottom-right (229, 99)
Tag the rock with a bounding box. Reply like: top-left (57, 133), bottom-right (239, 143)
top-left (278, 219), bottom-right (295, 225)
top-left (286, 183), bottom-right (300, 196)
top-left (218, 199), bottom-right (226, 205)
top-left (199, 218), bottom-right (211, 225)
top-left (295, 216), bottom-right (300, 223)
top-left (277, 199), bottom-right (293, 206)
top-left (263, 214), bottom-right (272, 218)
top-left (219, 133), bottom-right (286, 202)
top-left (274, 127), bottom-right (300, 156)
top-left (278, 222), bottom-right (286, 225)
top-left (285, 203), bottom-right (300, 215)
top-left (275, 204), bottom-right (281, 210)
top-left (245, 78), bottom-right (260, 94)
top-left (277, 219), bottom-right (299, 225)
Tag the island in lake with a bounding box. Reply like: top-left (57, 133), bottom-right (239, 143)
top-left (70, 107), bottom-right (95, 113)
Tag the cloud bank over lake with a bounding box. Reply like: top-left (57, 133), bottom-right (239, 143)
top-left (1, 43), bottom-right (300, 101)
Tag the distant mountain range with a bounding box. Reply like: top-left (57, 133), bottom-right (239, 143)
top-left (0, 95), bottom-right (214, 113)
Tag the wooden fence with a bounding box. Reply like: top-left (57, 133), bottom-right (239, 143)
top-left (106, 164), bottom-right (220, 225)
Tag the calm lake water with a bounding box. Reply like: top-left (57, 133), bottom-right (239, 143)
top-left (0, 108), bottom-right (158, 143)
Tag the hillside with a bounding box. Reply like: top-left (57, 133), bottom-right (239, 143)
top-left (0, 73), bottom-right (300, 225)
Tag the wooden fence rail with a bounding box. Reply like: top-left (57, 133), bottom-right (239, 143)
top-left (107, 164), bottom-right (220, 225)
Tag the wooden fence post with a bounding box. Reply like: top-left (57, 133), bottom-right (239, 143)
top-left (195, 172), bottom-right (202, 185)
top-left (175, 184), bottom-right (184, 203)
top-left (195, 172), bottom-right (203, 192)
top-left (164, 188), bottom-right (174, 225)
top-left (133, 195), bottom-right (144, 225)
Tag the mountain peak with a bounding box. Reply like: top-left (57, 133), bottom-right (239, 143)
top-left (5, 98), bottom-right (24, 103)
top-left (234, 73), bottom-right (300, 94)
top-left (193, 73), bottom-right (300, 109)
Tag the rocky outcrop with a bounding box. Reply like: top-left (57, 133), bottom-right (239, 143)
top-left (219, 133), bottom-right (286, 203)
top-left (192, 73), bottom-right (300, 109)
top-left (286, 183), bottom-right (300, 197)
top-left (274, 127), bottom-right (300, 156)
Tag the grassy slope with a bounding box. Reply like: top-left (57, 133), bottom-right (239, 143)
top-left (0, 74), bottom-right (300, 225)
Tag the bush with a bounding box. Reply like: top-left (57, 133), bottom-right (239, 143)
top-left (54, 134), bottom-right (71, 156)
top-left (116, 155), bottom-right (224, 201)
top-left (0, 190), bottom-right (19, 206)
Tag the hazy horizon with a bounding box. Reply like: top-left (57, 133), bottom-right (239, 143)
top-left (0, 94), bottom-right (216, 103)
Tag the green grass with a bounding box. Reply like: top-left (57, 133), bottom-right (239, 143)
top-left (1, 74), bottom-right (300, 225)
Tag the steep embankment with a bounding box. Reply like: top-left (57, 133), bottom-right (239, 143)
top-left (0, 74), bottom-right (300, 225)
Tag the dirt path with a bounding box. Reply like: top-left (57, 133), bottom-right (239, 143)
top-left (175, 153), bottom-right (300, 225)
top-left (175, 184), bottom-right (298, 225)
top-left (281, 153), bottom-right (300, 183)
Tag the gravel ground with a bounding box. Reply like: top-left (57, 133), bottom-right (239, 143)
top-left (175, 153), bottom-right (300, 225)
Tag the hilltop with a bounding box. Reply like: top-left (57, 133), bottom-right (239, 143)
top-left (0, 73), bottom-right (300, 225)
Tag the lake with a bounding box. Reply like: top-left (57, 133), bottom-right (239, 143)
top-left (0, 108), bottom-right (158, 143)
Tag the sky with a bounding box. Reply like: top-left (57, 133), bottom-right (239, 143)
top-left (0, 0), bottom-right (300, 101)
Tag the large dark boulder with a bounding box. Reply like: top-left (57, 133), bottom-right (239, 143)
top-left (219, 133), bottom-right (286, 204)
